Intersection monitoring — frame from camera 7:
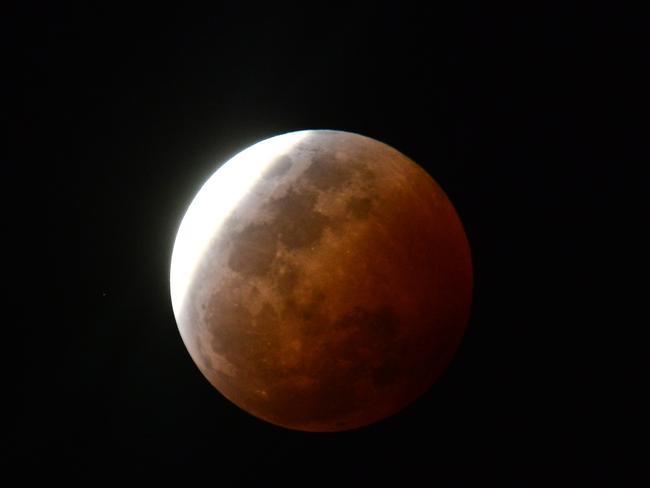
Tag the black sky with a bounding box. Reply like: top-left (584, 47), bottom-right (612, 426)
top-left (16, 2), bottom-right (642, 486)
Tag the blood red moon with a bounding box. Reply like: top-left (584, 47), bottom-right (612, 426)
top-left (170, 130), bottom-right (472, 432)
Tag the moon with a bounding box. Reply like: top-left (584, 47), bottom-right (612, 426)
top-left (170, 130), bottom-right (472, 432)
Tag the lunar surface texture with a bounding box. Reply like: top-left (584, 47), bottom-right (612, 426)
top-left (170, 130), bottom-right (472, 432)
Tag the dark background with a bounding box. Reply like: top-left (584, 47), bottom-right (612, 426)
top-left (16, 2), bottom-right (642, 486)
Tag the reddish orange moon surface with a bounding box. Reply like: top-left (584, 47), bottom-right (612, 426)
top-left (170, 130), bottom-right (472, 432)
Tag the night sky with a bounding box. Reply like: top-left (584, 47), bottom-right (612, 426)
top-left (16, 2), bottom-right (641, 485)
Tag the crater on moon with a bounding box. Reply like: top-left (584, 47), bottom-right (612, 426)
top-left (170, 130), bottom-right (473, 432)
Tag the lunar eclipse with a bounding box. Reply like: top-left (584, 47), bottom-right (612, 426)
top-left (171, 130), bottom-right (473, 431)
top-left (20, 3), bottom-right (627, 483)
